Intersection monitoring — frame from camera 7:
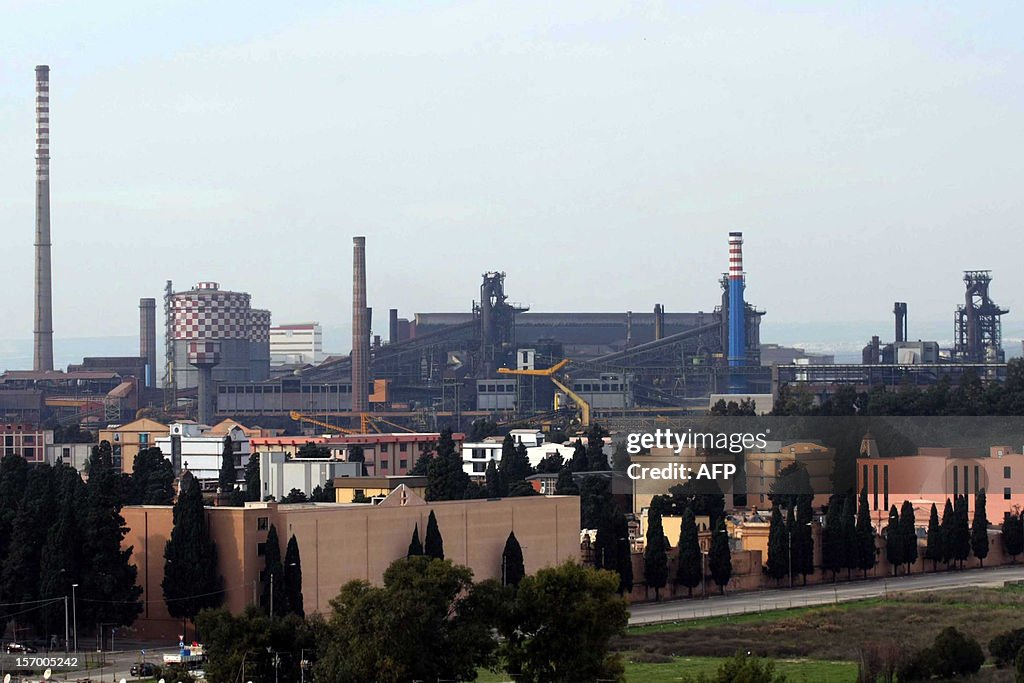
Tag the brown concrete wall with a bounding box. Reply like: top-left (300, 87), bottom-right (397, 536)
top-left (123, 496), bottom-right (580, 639)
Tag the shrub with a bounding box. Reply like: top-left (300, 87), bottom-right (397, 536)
top-left (990, 627), bottom-right (1024, 668)
top-left (900, 627), bottom-right (984, 681)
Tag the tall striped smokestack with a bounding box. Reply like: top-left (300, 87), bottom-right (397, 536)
top-left (351, 236), bottom-right (369, 413)
top-left (727, 232), bottom-right (746, 368)
top-left (33, 65), bottom-right (54, 371)
top-left (140, 298), bottom-right (157, 388)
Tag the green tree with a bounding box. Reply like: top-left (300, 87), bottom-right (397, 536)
top-left (162, 472), bottom-right (223, 636)
top-left (535, 451), bottom-right (565, 474)
top-left (484, 459), bottom-right (502, 497)
top-left (568, 440), bottom-right (588, 472)
top-left (821, 495), bottom-right (845, 580)
top-left (793, 495), bottom-right (815, 583)
top-left (348, 444), bottom-right (368, 475)
top-left (924, 502), bottom-right (943, 571)
top-left (130, 447), bottom-right (175, 505)
top-left (500, 441), bottom-right (533, 493)
top-left (37, 464), bottom-right (84, 638)
top-left (940, 498), bottom-right (956, 568)
top-left (643, 508), bottom-right (669, 600)
top-left (315, 557), bottom-right (496, 683)
top-left (708, 518), bottom-right (732, 595)
top-left (197, 607), bottom-right (316, 683)
top-left (613, 511), bottom-right (634, 595)
top-left (0, 454), bottom-right (29, 589)
top-left (554, 467), bottom-right (578, 496)
top-left (766, 504), bottom-right (788, 583)
top-left (502, 531), bottom-right (525, 587)
top-left (218, 436), bottom-right (236, 492)
top-left (2, 464), bottom-right (54, 623)
top-left (580, 475), bottom-right (614, 529)
top-left (884, 505), bottom-right (903, 575)
top-left (425, 428), bottom-right (469, 501)
top-left (282, 488), bottom-right (308, 503)
top-left (261, 524), bottom-right (285, 617)
top-left (841, 493), bottom-right (857, 578)
top-left (425, 509), bottom-right (444, 560)
top-left (283, 534), bottom-right (303, 617)
top-left (1001, 510), bottom-right (1023, 563)
top-left (500, 562), bottom-right (628, 683)
top-left (970, 488), bottom-right (990, 568)
top-left (681, 651), bottom-right (787, 683)
top-left (856, 487), bottom-right (876, 577)
top-left (675, 507), bottom-right (702, 597)
top-left (407, 523), bottom-right (423, 557)
top-left (953, 494), bottom-right (971, 568)
top-left (296, 441), bottom-right (331, 458)
top-left (245, 451), bottom-right (261, 501)
top-left (900, 500), bottom-right (918, 573)
top-left (80, 441), bottom-right (143, 631)
top-left (585, 423), bottom-right (608, 470)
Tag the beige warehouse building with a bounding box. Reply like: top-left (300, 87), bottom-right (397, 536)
top-left (122, 489), bottom-right (580, 638)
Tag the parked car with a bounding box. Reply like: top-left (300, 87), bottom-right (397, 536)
top-left (130, 662), bottom-right (158, 677)
top-left (5, 642), bottom-right (38, 653)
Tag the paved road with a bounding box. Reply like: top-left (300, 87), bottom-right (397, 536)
top-left (629, 564), bottom-right (1024, 625)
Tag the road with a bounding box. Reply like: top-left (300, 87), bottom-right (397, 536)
top-left (629, 564), bottom-right (1024, 626)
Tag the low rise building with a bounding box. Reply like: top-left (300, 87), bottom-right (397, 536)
top-left (333, 475), bottom-right (429, 503)
top-left (259, 453), bottom-right (361, 501)
top-left (323, 432), bottom-right (463, 477)
top-left (745, 440), bottom-right (835, 508)
top-left (154, 422), bottom-right (251, 487)
top-left (45, 442), bottom-right (92, 470)
top-left (123, 489), bottom-right (580, 638)
top-left (100, 417), bottom-right (170, 474)
top-left (0, 423), bottom-right (53, 463)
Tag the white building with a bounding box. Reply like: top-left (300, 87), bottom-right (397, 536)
top-left (45, 443), bottom-right (92, 471)
top-left (461, 431), bottom-right (578, 479)
top-left (258, 452), bottom-right (362, 501)
top-left (155, 422), bottom-right (251, 489)
top-left (270, 322), bottom-right (324, 366)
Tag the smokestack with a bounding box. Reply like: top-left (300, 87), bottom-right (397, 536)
top-left (139, 298), bottom-right (157, 388)
top-left (727, 232), bottom-right (746, 368)
top-left (33, 65), bottom-right (54, 372)
top-left (389, 308), bottom-right (399, 344)
top-left (654, 304), bottom-right (664, 341)
top-left (351, 236), bottom-right (369, 413)
top-left (894, 302), bottom-right (907, 343)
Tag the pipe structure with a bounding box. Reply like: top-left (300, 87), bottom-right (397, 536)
top-left (33, 65), bottom-right (54, 371)
top-left (727, 232), bottom-right (746, 367)
top-left (894, 302), bottom-right (907, 343)
top-left (653, 304), bottom-right (664, 341)
top-left (351, 237), bottom-right (369, 413)
top-left (139, 298), bottom-right (157, 388)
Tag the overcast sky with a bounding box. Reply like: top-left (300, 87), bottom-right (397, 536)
top-left (1, 1), bottom-right (1022, 350)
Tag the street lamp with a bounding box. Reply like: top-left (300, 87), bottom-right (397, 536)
top-left (266, 646), bottom-right (280, 683)
top-left (71, 583), bottom-right (79, 652)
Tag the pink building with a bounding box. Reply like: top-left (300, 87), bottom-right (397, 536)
top-left (324, 432), bottom-right (465, 476)
top-left (858, 439), bottom-right (1024, 526)
top-left (0, 423), bottom-right (53, 463)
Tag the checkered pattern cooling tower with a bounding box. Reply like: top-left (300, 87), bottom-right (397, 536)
top-left (171, 282), bottom-right (252, 341)
top-left (248, 309), bottom-right (271, 342)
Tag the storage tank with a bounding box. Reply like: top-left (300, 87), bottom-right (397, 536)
top-left (170, 282), bottom-right (257, 390)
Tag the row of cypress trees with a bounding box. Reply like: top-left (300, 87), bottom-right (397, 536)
top-left (406, 510), bottom-right (527, 586)
top-left (643, 507), bottom-right (732, 600)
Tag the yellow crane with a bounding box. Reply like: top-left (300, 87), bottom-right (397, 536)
top-left (288, 410), bottom-right (416, 434)
top-left (497, 359), bottom-right (591, 428)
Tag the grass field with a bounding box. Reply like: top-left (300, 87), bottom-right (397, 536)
top-left (476, 657), bottom-right (857, 682)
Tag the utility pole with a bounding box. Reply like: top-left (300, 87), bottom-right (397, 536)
top-left (71, 583), bottom-right (79, 652)
top-left (64, 596), bottom-right (69, 653)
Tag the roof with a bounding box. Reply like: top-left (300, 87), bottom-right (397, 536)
top-left (324, 433), bottom-right (465, 444)
top-left (333, 475), bottom-right (428, 488)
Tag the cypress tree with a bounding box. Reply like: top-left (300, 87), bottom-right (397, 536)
top-left (885, 505), bottom-right (903, 575)
top-left (497, 435), bottom-right (516, 495)
top-left (900, 500), bottom-right (918, 573)
top-left (502, 531), bottom-right (526, 587)
top-left (554, 467), bottom-right (579, 496)
top-left (2, 464), bottom-right (54, 619)
top-left (708, 518), bottom-right (732, 594)
top-left (1001, 510), bottom-right (1023, 563)
top-left (424, 510), bottom-right (444, 559)
top-left (131, 447), bottom-right (175, 505)
top-left (408, 523), bottom-right (423, 557)
top-left (643, 508), bottom-right (669, 600)
top-left (500, 442), bottom-right (533, 492)
top-left (925, 503), bottom-right (943, 571)
top-left (261, 524), bottom-right (285, 617)
top-left (81, 441), bottom-right (142, 630)
top-left (856, 487), bottom-right (876, 577)
top-left (585, 423), bottom-right (608, 471)
top-left (0, 454), bottom-right (29, 602)
top-left (675, 507), bottom-right (702, 597)
top-left (594, 506), bottom-right (616, 570)
top-left (822, 495), bottom-right (844, 581)
top-left (245, 452), bottom-right (261, 501)
top-left (794, 496), bottom-right (815, 583)
top-left (569, 440), bottom-right (588, 473)
top-left (613, 511), bottom-right (634, 595)
top-left (218, 436), bottom-right (236, 492)
top-left (841, 494), bottom-right (857, 578)
top-left (954, 495), bottom-right (971, 568)
top-left (484, 459), bottom-right (501, 497)
top-left (37, 464), bottom-right (83, 638)
top-left (426, 428), bottom-right (469, 501)
top-left (766, 504), bottom-right (788, 583)
top-left (971, 489), bottom-right (989, 567)
top-left (162, 472), bottom-right (224, 635)
top-left (283, 534), bottom-right (304, 617)
top-left (940, 498), bottom-right (956, 568)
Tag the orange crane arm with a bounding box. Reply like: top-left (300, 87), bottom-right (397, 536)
top-left (289, 410), bottom-right (361, 435)
top-left (497, 358), bottom-right (569, 377)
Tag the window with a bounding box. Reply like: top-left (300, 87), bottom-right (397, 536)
top-left (975, 465), bottom-right (980, 495)
top-left (400, 443), bottom-right (408, 452)
top-left (873, 465), bottom-right (879, 510)
top-left (257, 517), bottom-right (269, 531)
top-left (381, 444), bottom-right (389, 453)
top-left (1006, 466), bottom-right (1012, 479)
top-left (399, 459), bottom-right (407, 470)
top-left (883, 465), bottom-right (889, 511)
top-left (139, 433), bottom-right (149, 445)
top-left (380, 460), bottom-right (388, 470)
top-left (354, 489), bottom-right (364, 499)
top-left (953, 466), bottom-right (958, 497)
top-left (1006, 488), bottom-right (1012, 501)
top-left (257, 542), bottom-right (267, 556)
top-left (473, 462), bottom-right (486, 472)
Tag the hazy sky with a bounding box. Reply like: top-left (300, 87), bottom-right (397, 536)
top-left (2, 1), bottom-right (1022, 349)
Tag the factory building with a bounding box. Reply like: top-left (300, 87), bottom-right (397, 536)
top-left (270, 322), bottom-right (324, 366)
top-left (0, 423), bottom-right (53, 463)
top-left (153, 421), bottom-right (251, 487)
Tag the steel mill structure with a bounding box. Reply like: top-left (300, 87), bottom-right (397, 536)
top-left (33, 65), bottom-right (53, 372)
top-left (351, 236), bottom-right (370, 413)
top-left (139, 298), bottom-right (158, 388)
